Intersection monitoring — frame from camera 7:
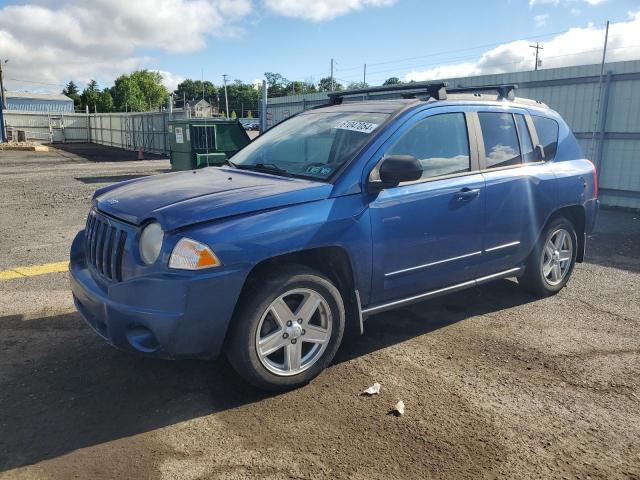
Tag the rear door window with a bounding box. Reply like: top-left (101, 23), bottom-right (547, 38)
top-left (478, 112), bottom-right (521, 168)
top-left (514, 114), bottom-right (536, 163)
top-left (532, 115), bottom-right (559, 161)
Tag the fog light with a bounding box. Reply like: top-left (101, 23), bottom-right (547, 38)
top-left (126, 326), bottom-right (159, 353)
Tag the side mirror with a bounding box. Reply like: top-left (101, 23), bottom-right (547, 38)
top-left (534, 144), bottom-right (546, 161)
top-left (375, 155), bottom-right (423, 188)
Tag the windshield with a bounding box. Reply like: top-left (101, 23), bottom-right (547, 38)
top-left (230, 111), bottom-right (389, 180)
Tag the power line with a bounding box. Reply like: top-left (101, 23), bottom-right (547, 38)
top-left (332, 23), bottom-right (609, 74)
top-left (334, 42), bottom-right (640, 85)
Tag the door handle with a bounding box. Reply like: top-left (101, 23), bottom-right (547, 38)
top-left (455, 187), bottom-right (480, 201)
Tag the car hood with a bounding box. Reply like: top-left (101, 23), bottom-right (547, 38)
top-left (94, 167), bottom-right (333, 230)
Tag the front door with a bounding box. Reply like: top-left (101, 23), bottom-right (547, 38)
top-left (369, 108), bottom-right (485, 304)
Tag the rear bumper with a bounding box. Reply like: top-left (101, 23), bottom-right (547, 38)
top-left (69, 230), bottom-right (246, 359)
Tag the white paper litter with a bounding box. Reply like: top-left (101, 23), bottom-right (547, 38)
top-left (392, 400), bottom-right (405, 416)
top-left (361, 382), bottom-right (381, 396)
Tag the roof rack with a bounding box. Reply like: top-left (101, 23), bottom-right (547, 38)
top-left (447, 84), bottom-right (518, 101)
top-left (325, 82), bottom-right (520, 105)
top-left (327, 82), bottom-right (448, 105)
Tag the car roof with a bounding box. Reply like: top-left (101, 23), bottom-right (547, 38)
top-left (303, 99), bottom-right (420, 115)
top-left (303, 95), bottom-right (553, 121)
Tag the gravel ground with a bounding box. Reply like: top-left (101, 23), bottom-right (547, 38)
top-left (0, 145), bottom-right (639, 479)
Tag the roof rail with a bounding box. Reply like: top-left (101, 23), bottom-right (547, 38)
top-left (327, 82), bottom-right (448, 105)
top-left (447, 84), bottom-right (518, 101)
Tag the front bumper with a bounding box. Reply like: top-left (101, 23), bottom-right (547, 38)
top-left (70, 230), bottom-right (246, 359)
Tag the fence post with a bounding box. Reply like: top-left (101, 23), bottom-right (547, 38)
top-left (0, 97), bottom-right (5, 143)
top-left (260, 80), bottom-right (267, 133)
top-left (86, 105), bottom-right (90, 143)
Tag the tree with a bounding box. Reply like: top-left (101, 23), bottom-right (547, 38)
top-left (62, 81), bottom-right (79, 96)
top-left (288, 80), bottom-right (316, 95)
top-left (62, 81), bottom-right (81, 110)
top-left (347, 82), bottom-right (369, 90)
top-left (174, 79), bottom-right (217, 106)
top-left (264, 72), bottom-right (288, 97)
top-left (230, 110), bottom-right (237, 119)
top-left (80, 79), bottom-right (100, 112)
top-left (98, 90), bottom-right (114, 113)
top-left (318, 77), bottom-right (343, 92)
top-left (383, 77), bottom-right (401, 86)
top-left (111, 70), bottom-right (168, 112)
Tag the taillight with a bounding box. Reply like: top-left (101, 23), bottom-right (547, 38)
top-left (590, 160), bottom-right (599, 199)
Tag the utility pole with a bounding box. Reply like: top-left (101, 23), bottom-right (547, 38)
top-left (529, 42), bottom-right (543, 71)
top-left (0, 59), bottom-right (7, 142)
top-left (222, 74), bottom-right (229, 119)
top-left (330, 58), bottom-right (334, 92)
top-left (363, 63), bottom-right (367, 86)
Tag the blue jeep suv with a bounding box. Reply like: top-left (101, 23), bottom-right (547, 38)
top-left (70, 83), bottom-right (598, 390)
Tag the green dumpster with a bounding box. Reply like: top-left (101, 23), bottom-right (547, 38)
top-left (168, 119), bottom-right (251, 171)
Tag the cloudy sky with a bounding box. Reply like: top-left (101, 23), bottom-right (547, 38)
top-left (0, 0), bottom-right (639, 93)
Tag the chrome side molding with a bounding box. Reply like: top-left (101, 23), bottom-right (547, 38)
top-left (362, 267), bottom-right (523, 317)
top-left (484, 240), bottom-right (521, 252)
top-left (384, 251), bottom-right (482, 277)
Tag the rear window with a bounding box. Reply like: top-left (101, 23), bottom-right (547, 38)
top-left (532, 115), bottom-right (559, 161)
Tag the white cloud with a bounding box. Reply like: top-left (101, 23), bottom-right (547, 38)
top-left (534, 13), bottom-right (549, 27)
top-left (405, 11), bottom-right (640, 82)
top-left (529, 0), bottom-right (606, 6)
top-left (0, 0), bottom-right (252, 92)
top-left (571, 7), bottom-right (582, 15)
top-left (157, 71), bottom-right (186, 92)
top-left (264, 0), bottom-right (396, 22)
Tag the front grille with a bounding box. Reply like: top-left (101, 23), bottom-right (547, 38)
top-left (85, 211), bottom-right (127, 281)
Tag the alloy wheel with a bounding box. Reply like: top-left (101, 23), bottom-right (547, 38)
top-left (255, 288), bottom-right (332, 376)
top-left (541, 228), bottom-right (573, 286)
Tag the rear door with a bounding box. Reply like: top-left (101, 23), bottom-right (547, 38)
top-left (472, 108), bottom-right (557, 277)
top-left (368, 107), bottom-right (485, 304)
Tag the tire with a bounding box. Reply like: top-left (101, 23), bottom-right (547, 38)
top-left (225, 265), bottom-right (345, 391)
top-left (518, 216), bottom-right (578, 297)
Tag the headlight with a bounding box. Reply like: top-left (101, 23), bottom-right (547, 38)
top-left (139, 222), bottom-right (164, 265)
top-left (169, 238), bottom-right (221, 270)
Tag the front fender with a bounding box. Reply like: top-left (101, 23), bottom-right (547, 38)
top-left (179, 195), bottom-right (374, 304)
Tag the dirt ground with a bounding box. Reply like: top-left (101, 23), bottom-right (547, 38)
top-left (0, 145), bottom-right (639, 479)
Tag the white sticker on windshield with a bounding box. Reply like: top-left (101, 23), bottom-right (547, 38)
top-left (334, 120), bottom-right (379, 134)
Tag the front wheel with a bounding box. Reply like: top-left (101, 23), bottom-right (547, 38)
top-left (518, 216), bottom-right (578, 296)
top-left (226, 266), bottom-right (345, 391)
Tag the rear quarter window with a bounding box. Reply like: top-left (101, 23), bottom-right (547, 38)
top-left (532, 115), bottom-right (559, 161)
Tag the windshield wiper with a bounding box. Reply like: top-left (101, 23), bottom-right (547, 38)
top-left (222, 158), bottom-right (236, 168)
top-left (236, 163), bottom-right (292, 177)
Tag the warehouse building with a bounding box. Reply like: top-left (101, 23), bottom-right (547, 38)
top-left (4, 91), bottom-right (74, 113)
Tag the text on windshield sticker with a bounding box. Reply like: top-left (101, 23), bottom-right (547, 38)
top-left (334, 120), bottom-right (379, 134)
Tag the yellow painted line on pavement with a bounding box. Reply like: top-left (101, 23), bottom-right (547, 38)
top-left (0, 261), bottom-right (69, 281)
